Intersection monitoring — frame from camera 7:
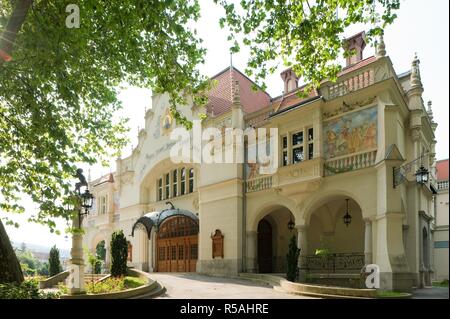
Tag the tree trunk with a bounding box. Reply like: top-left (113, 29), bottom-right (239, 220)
top-left (0, 219), bottom-right (24, 283)
top-left (0, 0), bottom-right (33, 63)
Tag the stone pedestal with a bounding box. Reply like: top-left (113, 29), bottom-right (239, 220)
top-left (296, 225), bottom-right (307, 281)
top-left (68, 214), bottom-right (86, 295)
top-left (364, 219), bottom-right (373, 265)
top-left (245, 231), bottom-right (257, 273)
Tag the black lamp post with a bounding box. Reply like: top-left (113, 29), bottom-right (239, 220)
top-left (343, 199), bottom-right (352, 227)
top-left (73, 168), bottom-right (94, 228)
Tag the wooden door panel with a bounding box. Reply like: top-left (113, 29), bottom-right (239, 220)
top-left (156, 216), bottom-right (198, 273)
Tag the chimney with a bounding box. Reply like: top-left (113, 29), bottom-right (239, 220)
top-left (280, 68), bottom-right (299, 93)
top-left (344, 31), bottom-right (366, 67)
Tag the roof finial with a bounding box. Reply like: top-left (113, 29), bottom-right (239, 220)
top-left (376, 34), bottom-right (386, 57)
top-left (410, 53), bottom-right (422, 87)
top-left (427, 100), bottom-right (433, 119)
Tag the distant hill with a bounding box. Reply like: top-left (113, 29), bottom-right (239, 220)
top-left (11, 241), bottom-right (71, 259)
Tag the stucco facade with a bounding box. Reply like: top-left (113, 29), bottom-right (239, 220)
top-left (433, 159), bottom-right (449, 282)
top-left (82, 33), bottom-right (438, 292)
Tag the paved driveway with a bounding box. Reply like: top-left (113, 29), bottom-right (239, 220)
top-left (412, 287), bottom-right (449, 299)
top-left (149, 273), bottom-right (316, 299)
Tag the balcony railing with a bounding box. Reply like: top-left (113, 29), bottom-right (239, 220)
top-left (245, 175), bottom-right (273, 193)
top-left (300, 253), bottom-right (365, 273)
top-left (328, 69), bottom-right (375, 99)
top-left (324, 150), bottom-right (377, 176)
top-left (438, 180), bottom-right (449, 190)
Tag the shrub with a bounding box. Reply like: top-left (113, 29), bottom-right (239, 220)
top-left (286, 235), bottom-right (300, 282)
top-left (110, 231), bottom-right (128, 277)
top-left (0, 279), bottom-right (59, 299)
top-left (86, 277), bottom-right (125, 294)
top-left (49, 245), bottom-right (62, 277)
top-left (85, 276), bottom-right (145, 294)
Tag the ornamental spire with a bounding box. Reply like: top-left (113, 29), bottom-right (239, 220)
top-left (376, 34), bottom-right (386, 57)
top-left (427, 101), bottom-right (434, 120)
top-left (410, 53), bottom-right (422, 87)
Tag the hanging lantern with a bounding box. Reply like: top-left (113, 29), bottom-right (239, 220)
top-left (415, 165), bottom-right (429, 185)
top-left (287, 218), bottom-right (295, 230)
top-left (343, 199), bottom-right (352, 227)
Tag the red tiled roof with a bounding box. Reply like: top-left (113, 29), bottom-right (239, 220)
top-left (338, 56), bottom-right (377, 77)
top-left (436, 159), bottom-right (449, 181)
top-left (92, 173), bottom-right (114, 186)
top-left (206, 55), bottom-right (377, 117)
top-left (206, 67), bottom-right (271, 117)
top-left (272, 87), bottom-right (319, 112)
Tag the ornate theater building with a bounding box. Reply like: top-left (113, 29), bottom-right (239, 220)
top-left (83, 32), bottom-right (438, 291)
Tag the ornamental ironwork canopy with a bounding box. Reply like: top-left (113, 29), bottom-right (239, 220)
top-left (131, 204), bottom-right (198, 239)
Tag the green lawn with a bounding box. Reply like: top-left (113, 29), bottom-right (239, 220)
top-left (432, 280), bottom-right (449, 288)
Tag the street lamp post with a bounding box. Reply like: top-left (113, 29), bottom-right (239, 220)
top-left (67, 168), bottom-right (94, 296)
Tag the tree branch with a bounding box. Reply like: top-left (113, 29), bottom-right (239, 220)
top-left (0, 0), bottom-right (33, 64)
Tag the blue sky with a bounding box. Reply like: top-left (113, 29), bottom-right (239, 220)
top-left (5, 0), bottom-right (449, 250)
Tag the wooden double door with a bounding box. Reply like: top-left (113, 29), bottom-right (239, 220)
top-left (156, 216), bottom-right (198, 272)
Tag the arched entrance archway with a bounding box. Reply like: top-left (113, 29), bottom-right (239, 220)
top-left (304, 197), bottom-right (365, 274)
top-left (131, 206), bottom-right (199, 273)
top-left (254, 206), bottom-right (296, 273)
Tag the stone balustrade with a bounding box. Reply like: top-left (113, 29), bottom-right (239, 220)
top-left (324, 150), bottom-right (377, 176)
top-left (245, 175), bottom-right (273, 193)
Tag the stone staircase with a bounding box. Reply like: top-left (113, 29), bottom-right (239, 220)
top-left (238, 273), bottom-right (377, 299)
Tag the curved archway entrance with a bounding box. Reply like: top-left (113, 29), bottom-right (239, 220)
top-left (254, 206), bottom-right (296, 273)
top-left (156, 215), bottom-right (198, 272)
top-left (257, 219), bottom-right (273, 273)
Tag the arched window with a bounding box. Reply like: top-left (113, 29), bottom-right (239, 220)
top-left (158, 216), bottom-right (198, 239)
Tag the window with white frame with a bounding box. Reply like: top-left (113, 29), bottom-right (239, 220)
top-left (307, 127), bottom-right (314, 160)
top-left (165, 173), bottom-right (170, 199)
top-left (188, 168), bottom-right (194, 193)
top-left (158, 178), bottom-right (163, 201)
top-left (292, 131), bottom-right (304, 164)
top-left (157, 167), bottom-right (194, 201)
top-left (282, 135), bottom-right (288, 166)
top-left (180, 168), bottom-right (186, 196)
top-left (99, 195), bottom-right (107, 215)
top-left (282, 127), bottom-right (315, 166)
top-left (172, 169), bottom-right (178, 197)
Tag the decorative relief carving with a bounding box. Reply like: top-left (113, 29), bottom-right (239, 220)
top-left (193, 197), bottom-right (199, 210)
top-left (120, 171), bottom-right (134, 185)
top-left (323, 96), bottom-right (376, 120)
top-left (211, 229), bottom-right (224, 259)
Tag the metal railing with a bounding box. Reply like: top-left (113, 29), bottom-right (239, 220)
top-left (300, 253), bottom-right (365, 273)
top-left (437, 180), bottom-right (449, 190)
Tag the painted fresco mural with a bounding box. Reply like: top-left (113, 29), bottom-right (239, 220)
top-left (323, 106), bottom-right (377, 159)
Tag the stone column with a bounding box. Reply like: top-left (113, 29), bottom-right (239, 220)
top-left (68, 212), bottom-right (86, 295)
top-left (364, 219), bottom-right (373, 265)
top-left (104, 234), bottom-right (111, 270)
top-left (296, 225), bottom-right (307, 280)
top-left (245, 231), bottom-right (257, 273)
